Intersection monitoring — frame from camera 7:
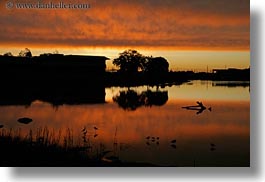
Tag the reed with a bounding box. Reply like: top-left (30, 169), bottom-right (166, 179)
top-left (0, 127), bottom-right (97, 166)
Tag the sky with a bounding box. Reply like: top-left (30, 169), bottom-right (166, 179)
top-left (0, 0), bottom-right (250, 71)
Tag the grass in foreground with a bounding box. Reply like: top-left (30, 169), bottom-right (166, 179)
top-left (0, 127), bottom-right (157, 167)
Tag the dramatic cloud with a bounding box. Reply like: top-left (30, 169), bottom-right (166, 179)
top-left (0, 0), bottom-right (249, 50)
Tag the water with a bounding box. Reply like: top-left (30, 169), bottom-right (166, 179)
top-left (0, 81), bottom-right (250, 166)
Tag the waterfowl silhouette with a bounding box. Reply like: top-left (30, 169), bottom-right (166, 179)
top-left (146, 141), bottom-right (150, 146)
top-left (210, 143), bottom-right (216, 151)
top-left (171, 139), bottom-right (177, 143)
top-left (93, 126), bottom-right (98, 134)
top-left (171, 144), bottom-right (177, 149)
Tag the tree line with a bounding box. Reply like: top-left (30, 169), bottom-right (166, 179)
top-left (2, 48), bottom-right (32, 58)
top-left (113, 49), bottom-right (169, 74)
top-left (1, 48), bottom-right (169, 75)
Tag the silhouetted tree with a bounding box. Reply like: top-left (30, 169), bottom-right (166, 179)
top-left (18, 48), bottom-right (32, 58)
top-left (113, 49), bottom-right (147, 73)
top-left (144, 57), bottom-right (169, 74)
top-left (3, 52), bottom-right (13, 56)
top-left (53, 50), bottom-right (59, 54)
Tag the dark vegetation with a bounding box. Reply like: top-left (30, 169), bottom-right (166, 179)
top-left (0, 127), bottom-right (92, 166)
top-left (0, 127), bottom-right (157, 166)
top-left (108, 49), bottom-right (183, 86)
top-left (110, 49), bottom-right (249, 83)
top-left (108, 49), bottom-right (249, 86)
top-left (113, 49), bottom-right (169, 74)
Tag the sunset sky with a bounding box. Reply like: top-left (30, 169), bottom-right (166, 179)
top-left (0, 0), bottom-right (250, 71)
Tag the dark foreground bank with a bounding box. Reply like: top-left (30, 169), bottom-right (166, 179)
top-left (0, 128), bottom-right (158, 167)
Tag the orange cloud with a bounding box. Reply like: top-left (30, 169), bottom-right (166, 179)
top-left (0, 0), bottom-right (249, 50)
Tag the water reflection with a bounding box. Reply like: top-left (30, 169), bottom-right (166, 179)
top-left (113, 89), bottom-right (168, 111)
top-left (212, 81), bottom-right (250, 87)
top-left (0, 83), bottom-right (105, 106)
top-left (182, 101), bottom-right (211, 115)
top-left (0, 81), bottom-right (250, 166)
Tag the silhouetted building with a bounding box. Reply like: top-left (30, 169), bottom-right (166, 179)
top-left (0, 54), bottom-right (109, 106)
top-left (0, 54), bottom-right (108, 78)
top-left (212, 68), bottom-right (250, 81)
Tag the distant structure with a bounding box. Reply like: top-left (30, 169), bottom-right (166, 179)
top-left (212, 68), bottom-right (250, 81)
top-left (0, 54), bottom-right (108, 74)
top-left (0, 54), bottom-right (108, 82)
top-left (0, 54), bottom-right (109, 106)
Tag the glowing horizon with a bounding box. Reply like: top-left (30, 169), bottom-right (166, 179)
top-left (0, 0), bottom-right (250, 71)
top-left (0, 46), bottom-right (249, 72)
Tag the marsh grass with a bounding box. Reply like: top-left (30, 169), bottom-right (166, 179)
top-left (0, 127), bottom-right (102, 166)
top-left (0, 127), bottom-right (157, 166)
